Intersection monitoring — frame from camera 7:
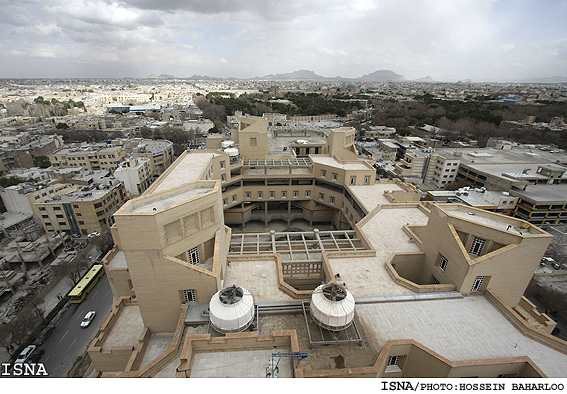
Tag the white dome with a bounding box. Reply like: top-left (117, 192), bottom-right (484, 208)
top-left (224, 147), bottom-right (239, 157)
top-left (310, 283), bottom-right (355, 331)
top-left (209, 285), bottom-right (254, 333)
top-left (221, 140), bottom-right (235, 148)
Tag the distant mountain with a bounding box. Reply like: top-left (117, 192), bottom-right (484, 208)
top-left (147, 73), bottom-right (176, 79)
top-left (414, 75), bottom-right (435, 83)
top-left (186, 74), bottom-right (216, 80)
top-left (254, 69), bottom-right (327, 80)
top-left (357, 70), bottom-right (405, 82)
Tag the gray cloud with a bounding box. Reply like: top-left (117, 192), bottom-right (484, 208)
top-left (0, 0), bottom-right (566, 80)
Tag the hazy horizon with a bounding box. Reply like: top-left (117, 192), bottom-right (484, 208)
top-left (1, 0), bottom-right (566, 82)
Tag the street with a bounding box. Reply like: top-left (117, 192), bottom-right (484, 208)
top-left (39, 275), bottom-right (113, 377)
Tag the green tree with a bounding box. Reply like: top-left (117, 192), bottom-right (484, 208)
top-left (33, 155), bottom-right (51, 168)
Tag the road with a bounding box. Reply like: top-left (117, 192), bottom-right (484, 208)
top-left (39, 275), bottom-right (113, 377)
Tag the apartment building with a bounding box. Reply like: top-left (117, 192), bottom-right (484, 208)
top-left (35, 181), bottom-right (126, 236)
top-left (50, 144), bottom-right (127, 171)
top-left (113, 157), bottom-right (152, 197)
top-left (89, 121), bottom-right (566, 378)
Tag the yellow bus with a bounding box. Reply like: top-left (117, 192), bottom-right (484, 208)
top-left (67, 264), bottom-right (105, 303)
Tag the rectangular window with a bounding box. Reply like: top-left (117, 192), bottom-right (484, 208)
top-left (330, 196), bottom-right (335, 204)
top-left (321, 170), bottom-right (326, 178)
top-left (270, 191), bottom-right (275, 198)
top-left (332, 173), bottom-right (338, 181)
top-left (471, 276), bottom-right (485, 292)
top-left (293, 191), bottom-right (299, 198)
top-left (388, 356), bottom-right (400, 366)
top-left (232, 194), bottom-right (237, 202)
top-left (53, 207), bottom-right (61, 211)
top-left (438, 255), bottom-right (448, 272)
top-left (221, 174), bottom-right (226, 182)
top-left (281, 191), bottom-right (287, 198)
top-left (220, 161), bottom-right (225, 169)
top-left (250, 137), bottom-right (257, 147)
top-left (469, 237), bottom-right (486, 256)
top-left (245, 191), bottom-right (251, 199)
top-left (188, 247), bottom-right (200, 265)
top-left (319, 193), bottom-right (324, 200)
top-left (183, 289), bottom-right (196, 303)
top-left (364, 175), bottom-right (370, 185)
top-left (306, 190), bottom-right (311, 198)
top-left (223, 198), bottom-right (227, 206)
top-left (258, 191), bottom-right (263, 199)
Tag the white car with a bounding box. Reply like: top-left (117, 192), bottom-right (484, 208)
top-left (15, 345), bottom-right (36, 364)
top-left (80, 311), bottom-right (96, 328)
top-left (87, 232), bottom-right (101, 239)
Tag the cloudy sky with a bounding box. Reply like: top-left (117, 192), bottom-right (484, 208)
top-left (1, 0), bottom-right (566, 81)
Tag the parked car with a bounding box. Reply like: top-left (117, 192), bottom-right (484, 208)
top-left (15, 345), bottom-right (36, 364)
top-left (34, 325), bottom-right (55, 346)
top-left (26, 348), bottom-right (44, 363)
top-left (87, 232), bottom-right (101, 239)
top-left (80, 311), bottom-right (96, 328)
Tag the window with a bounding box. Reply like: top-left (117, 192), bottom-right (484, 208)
top-left (246, 191), bottom-right (251, 199)
top-left (293, 191), bottom-right (299, 198)
top-left (330, 196), bottom-right (335, 204)
top-left (469, 237), bottom-right (486, 256)
top-left (183, 289), bottom-right (196, 303)
top-left (364, 175), bottom-right (370, 185)
top-left (332, 173), bottom-right (338, 181)
top-left (221, 174), bottom-right (226, 182)
top-left (39, 207), bottom-right (46, 211)
top-left (350, 176), bottom-right (356, 185)
top-left (270, 191), bottom-right (275, 198)
top-left (250, 137), bottom-right (257, 147)
top-left (281, 191), bottom-right (287, 198)
top-left (319, 193), bottom-right (324, 200)
top-left (438, 255), bottom-right (448, 273)
top-left (232, 194), bottom-right (237, 202)
top-left (42, 215), bottom-right (49, 219)
top-left (471, 276), bottom-right (485, 292)
top-left (388, 356), bottom-right (400, 366)
top-left (220, 161), bottom-right (225, 169)
top-left (306, 190), bottom-right (311, 198)
top-left (53, 207), bottom-right (61, 211)
top-left (73, 205), bottom-right (79, 209)
top-left (223, 198), bottom-right (228, 206)
top-left (321, 170), bottom-right (326, 178)
top-left (258, 191), bottom-right (263, 199)
top-left (188, 247), bottom-right (200, 265)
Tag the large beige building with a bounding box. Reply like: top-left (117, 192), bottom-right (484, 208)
top-left (89, 120), bottom-right (567, 378)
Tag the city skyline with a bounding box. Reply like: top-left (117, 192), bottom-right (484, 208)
top-left (0, 0), bottom-right (566, 82)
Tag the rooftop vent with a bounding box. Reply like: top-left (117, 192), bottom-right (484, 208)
top-left (209, 285), bottom-right (254, 334)
top-left (310, 282), bottom-right (355, 331)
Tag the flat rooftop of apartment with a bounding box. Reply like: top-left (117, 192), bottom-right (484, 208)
top-left (310, 156), bottom-right (371, 171)
top-left (434, 146), bottom-right (567, 167)
top-left (511, 183), bottom-right (567, 205)
top-left (148, 151), bottom-right (223, 193)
